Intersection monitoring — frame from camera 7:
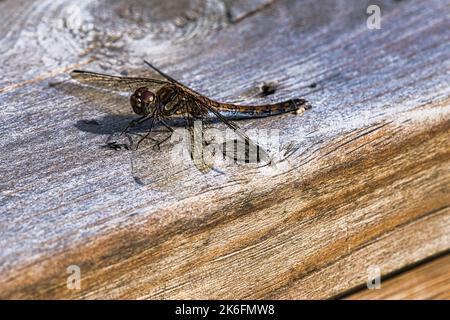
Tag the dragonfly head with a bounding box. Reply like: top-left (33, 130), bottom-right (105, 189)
top-left (130, 87), bottom-right (157, 115)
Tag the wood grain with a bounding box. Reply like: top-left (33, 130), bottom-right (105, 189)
top-left (0, 0), bottom-right (449, 299)
top-left (345, 253), bottom-right (450, 300)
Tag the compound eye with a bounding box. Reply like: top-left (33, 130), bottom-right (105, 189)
top-left (141, 91), bottom-right (155, 103)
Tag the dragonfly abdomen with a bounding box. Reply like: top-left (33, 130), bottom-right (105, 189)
top-left (215, 98), bottom-right (310, 117)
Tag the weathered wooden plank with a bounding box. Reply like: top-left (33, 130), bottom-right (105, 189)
top-left (271, 208), bottom-right (450, 299)
top-left (345, 253), bottom-right (450, 300)
top-left (0, 0), bottom-right (449, 299)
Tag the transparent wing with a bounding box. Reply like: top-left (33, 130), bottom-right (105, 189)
top-left (184, 114), bottom-right (216, 173)
top-left (128, 116), bottom-right (215, 187)
top-left (70, 70), bottom-right (169, 92)
top-left (189, 95), bottom-right (272, 165)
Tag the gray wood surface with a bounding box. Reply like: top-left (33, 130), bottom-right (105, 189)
top-left (0, 0), bottom-right (449, 298)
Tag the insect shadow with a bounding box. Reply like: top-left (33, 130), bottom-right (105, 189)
top-left (74, 114), bottom-right (187, 136)
top-left (56, 81), bottom-right (183, 138)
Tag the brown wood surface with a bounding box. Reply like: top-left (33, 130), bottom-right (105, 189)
top-left (0, 0), bottom-right (449, 299)
top-left (345, 253), bottom-right (450, 300)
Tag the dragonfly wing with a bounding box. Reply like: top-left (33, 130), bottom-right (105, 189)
top-left (198, 100), bottom-right (272, 165)
top-left (70, 70), bottom-right (169, 92)
top-left (184, 115), bottom-right (215, 173)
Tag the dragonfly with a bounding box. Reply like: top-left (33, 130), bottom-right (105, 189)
top-left (70, 61), bottom-right (310, 173)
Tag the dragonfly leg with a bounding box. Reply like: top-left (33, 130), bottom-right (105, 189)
top-left (151, 134), bottom-right (171, 151)
top-left (159, 119), bottom-right (174, 133)
top-left (135, 117), bottom-right (156, 149)
top-left (150, 119), bottom-right (174, 151)
top-left (121, 115), bottom-right (150, 135)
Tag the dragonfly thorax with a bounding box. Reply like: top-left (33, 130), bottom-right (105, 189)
top-left (130, 87), bottom-right (157, 116)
